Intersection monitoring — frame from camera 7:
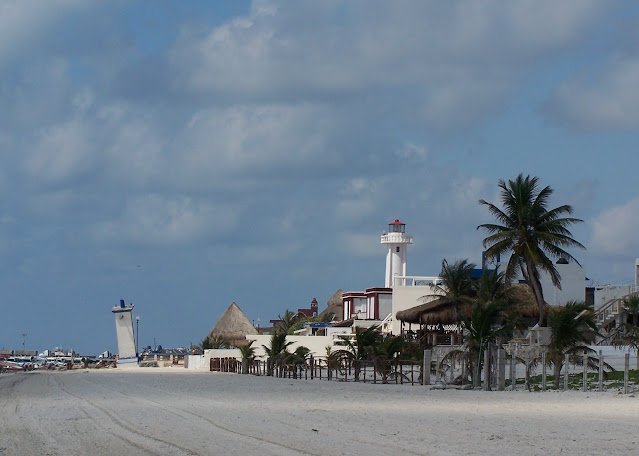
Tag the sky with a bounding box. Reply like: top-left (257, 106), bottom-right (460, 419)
top-left (2, 0), bottom-right (639, 355)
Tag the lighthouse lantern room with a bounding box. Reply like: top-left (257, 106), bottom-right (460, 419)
top-left (381, 219), bottom-right (413, 287)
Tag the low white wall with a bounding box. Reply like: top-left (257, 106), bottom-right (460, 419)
top-left (184, 355), bottom-right (207, 370)
top-left (185, 349), bottom-right (242, 370)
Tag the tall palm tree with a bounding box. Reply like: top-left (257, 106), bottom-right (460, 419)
top-left (478, 174), bottom-right (584, 326)
top-left (546, 300), bottom-right (599, 388)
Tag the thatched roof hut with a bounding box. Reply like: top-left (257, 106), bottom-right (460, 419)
top-left (319, 289), bottom-right (343, 321)
top-left (207, 302), bottom-right (258, 346)
top-left (395, 284), bottom-right (548, 326)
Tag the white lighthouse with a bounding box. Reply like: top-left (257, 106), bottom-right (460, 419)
top-left (112, 299), bottom-right (138, 368)
top-left (381, 219), bottom-right (413, 287)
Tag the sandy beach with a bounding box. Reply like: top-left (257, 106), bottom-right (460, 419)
top-left (1, 368), bottom-right (637, 456)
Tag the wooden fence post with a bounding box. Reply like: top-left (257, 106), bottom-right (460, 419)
top-left (583, 350), bottom-right (588, 392)
top-left (563, 353), bottom-right (569, 391)
top-left (510, 353), bottom-right (516, 391)
top-left (624, 353), bottom-right (630, 394)
top-left (541, 351), bottom-right (546, 391)
top-left (598, 350), bottom-right (603, 392)
top-left (497, 348), bottom-right (506, 391)
top-left (423, 350), bottom-right (431, 386)
top-left (483, 343), bottom-right (492, 391)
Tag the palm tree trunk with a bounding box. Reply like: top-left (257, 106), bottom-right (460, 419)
top-left (553, 358), bottom-right (562, 389)
top-left (526, 260), bottom-right (546, 326)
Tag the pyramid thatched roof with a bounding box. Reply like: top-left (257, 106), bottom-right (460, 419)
top-left (319, 289), bottom-right (343, 321)
top-left (208, 302), bottom-right (258, 345)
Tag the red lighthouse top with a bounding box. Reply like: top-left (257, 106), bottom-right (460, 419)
top-left (388, 219), bottom-right (405, 233)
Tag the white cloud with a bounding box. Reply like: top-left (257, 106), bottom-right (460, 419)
top-left (338, 233), bottom-right (381, 258)
top-left (590, 197), bottom-right (639, 256)
top-left (25, 119), bottom-right (98, 185)
top-left (545, 55), bottom-right (639, 131)
top-left (169, 0), bottom-right (606, 126)
top-left (0, 0), bottom-right (91, 66)
top-left (91, 194), bottom-right (238, 246)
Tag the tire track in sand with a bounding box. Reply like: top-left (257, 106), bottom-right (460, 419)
top-left (55, 373), bottom-right (317, 456)
top-left (51, 374), bottom-right (200, 455)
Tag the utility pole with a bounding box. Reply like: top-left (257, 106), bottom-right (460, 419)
top-left (22, 333), bottom-right (27, 352)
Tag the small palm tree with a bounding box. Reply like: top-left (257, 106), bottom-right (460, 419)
top-left (461, 300), bottom-right (512, 387)
top-left (277, 309), bottom-right (298, 334)
top-left (283, 346), bottom-right (311, 378)
top-left (478, 174), bottom-right (585, 326)
top-left (238, 341), bottom-right (256, 375)
top-left (612, 295), bottom-right (639, 369)
top-left (366, 335), bottom-right (405, 384)
top-left (202, 335), bottom-right (230, 350)
top-left (335, 325), bottom-right (382, 381)
top-left (262, 332), bottom-right (293, 376)
top-left (623, 295), bottom-right (639, 326)
top-left (546, 300), bottom-right (599, 388)
top-left (426, 259), bottom-right (477, 323)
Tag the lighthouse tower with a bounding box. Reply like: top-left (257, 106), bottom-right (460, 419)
top-left (112, 299), bottom-right (138, 368)
top-left (381, 219), bottom-right (413, 287)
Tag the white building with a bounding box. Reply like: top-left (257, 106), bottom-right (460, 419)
top-left (341, 219), bottom-right (414, 327)
top-left (112, 299), bottom-right (138, 368)
top-left (512, 259), bottom-right (586, 306)
top-left (382, 219), bottom-right (413, 288)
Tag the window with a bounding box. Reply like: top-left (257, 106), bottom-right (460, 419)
top-left (396, 247), bottom-right (400, 253)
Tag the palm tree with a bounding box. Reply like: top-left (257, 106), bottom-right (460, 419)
top-left (623, 295), bottom-right (639, 326)
top-left (335, 325), bottom-right (382, 381)
top-left (262, 332), bottom-right (293, 376)
top-left (238, 341), bottom-right (256, 375)
top-left (546, 300), bottom-right (599, 388)
top-left (478, 174), bottom-right (584, 326)
top-left (276, 309), bottom-right (298, 334)
top-left (202, 335), bottom-right (230, 350)
top-left (461, 300), bottom-right (512, 387)
top-left (283, 346), bottom-right (311, 378)
top-left (366, 335), bottom-right (405, 384)
top-left (428, 259), bottom-right (477, 323)
top-left (612, 295), bottom-right (639, 369)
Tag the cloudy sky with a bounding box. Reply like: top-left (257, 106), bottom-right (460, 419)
top-left (2, 0), bottom-right (639, 355)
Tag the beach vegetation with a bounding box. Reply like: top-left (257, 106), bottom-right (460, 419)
top-left (335, 325), bottom-right (382, 381)
top-left (478, 174), bottom-right (584, 326)
top-left (202, 335), bottom-right (230, 350)
top-left (238, 340), bottom-right (256, 374)
top-left (262, 332), bottom-right (293, 376)
top-left (545, 300), bottom-right (600, 388)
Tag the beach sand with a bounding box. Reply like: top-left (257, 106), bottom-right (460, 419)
top-left (0, 368), bottom-right (637, 456)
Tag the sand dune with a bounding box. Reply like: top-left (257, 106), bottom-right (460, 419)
top-left (0, 368), bottom-right (637, 455)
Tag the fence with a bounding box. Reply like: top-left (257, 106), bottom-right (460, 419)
top-left (214, 348), bottom-right (637, 394)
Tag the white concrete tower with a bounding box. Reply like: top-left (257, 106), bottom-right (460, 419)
top-left (381, 219), bottom-right (413, 287)
top-left (112, 299), bottom-right (138, 368)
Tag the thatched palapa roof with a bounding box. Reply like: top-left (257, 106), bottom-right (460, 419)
top-left (319, 289), bottom-right (343, 321)
top-left (208, 302), bottom-right (258, 346)
top-left (395, 284), bottom-right (549, 326)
